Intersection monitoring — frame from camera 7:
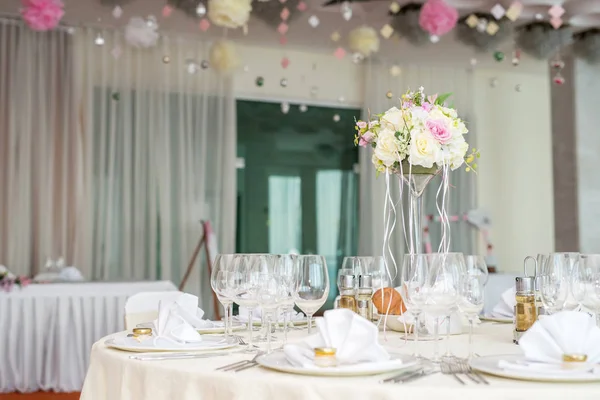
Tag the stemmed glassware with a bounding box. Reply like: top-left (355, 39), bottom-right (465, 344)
top-left (404, 253), bottom-right (463, 363)
top-left (233, 254), bottom-right (263, 352)
top-left (401, 254), bottom-right (427, 359)
top-left (293, 255), bottom-right (329, 334)
top-left (211, 254), bottom-right (239, 338)
top-left (574, 254), bottom-right (600, 326)
top-left (275, 254), bottom-right (297, 344)
top-left (540, 253), bottom-right (573, 314)
top-left (459, 255), bottom-right (488, 359)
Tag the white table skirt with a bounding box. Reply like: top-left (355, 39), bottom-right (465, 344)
top-left (81, 322), bottom-right (600, 400)
top-left (0, 280), bottom-right (177, 393)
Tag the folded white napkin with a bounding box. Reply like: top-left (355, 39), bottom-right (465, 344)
top-left (395, 311), bottom-right (464, 335)
top-left (34, 266), bottom-right (84, 282)
top-left (0, 265), bottom-right (15, 279)
top-left (151, 294), bottom-right (208, 343)
top-left (490, 287), bottom-right (515, 318)
top-left (59, 266), bottom-right (84, 281)
top-left (499, 311), bottom-right (600, 375)
top-left (238, 306), bottom-right (305, 323)
top-left (283, 309), bottom-right (390, 368)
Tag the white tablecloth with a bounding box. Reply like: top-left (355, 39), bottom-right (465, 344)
top-left (0, 280), bottom-right (177, 393)
top-left (81, 322), bottom-right (600, 400)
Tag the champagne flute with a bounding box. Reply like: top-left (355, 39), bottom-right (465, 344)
top-left (402, 254), bottom-right (427, 359)
top-left (233, 255), bottom-right (261, 352)
top-left (294, 255), bottom-right (329, 334)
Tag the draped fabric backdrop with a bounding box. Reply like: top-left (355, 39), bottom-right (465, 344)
top-left (358, 61), bottom-right (477, 285)
top-left (0, 21), bottom-right (236, 314)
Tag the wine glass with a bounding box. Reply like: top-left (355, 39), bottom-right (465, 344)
top-left (276, 254), bottom-right (297, 344)
top-left (459, 267), bottom-right (485, 359)
top-left (233, 254), bottom-right (262, 352)
top-left (408, 253), bottom-right (463, 363)
top-left (211, 254), bottom-right (238, 338)
top-left (294, 255), bottom-right (329, 334)
top-left (402, 254), bottom-right (428, 359)
top-left (576, 255), bottom-right (600, 326)
top-left (540, 253), bottom-right (572, 314)
top-left (257, 273), bottom-right (282, 354)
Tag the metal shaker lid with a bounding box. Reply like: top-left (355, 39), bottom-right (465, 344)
top-left (515, 276), bottom-right (534, 293)
top-left (358, 275), bottom-right (372, 288)
top-left (340, 274), bottom-right (355, 289)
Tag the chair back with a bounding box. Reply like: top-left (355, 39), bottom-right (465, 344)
top-left (124, 291), bottom-right (182, 330)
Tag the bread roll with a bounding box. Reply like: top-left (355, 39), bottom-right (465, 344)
top-left (372, 287), bottom-right (406, 315)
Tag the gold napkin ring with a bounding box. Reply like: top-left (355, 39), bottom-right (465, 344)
top-left (132, 327), bottom-right (153, 337)
top-left (562, 354), bottom-right (587, 363)
top-left (314, 347), bottom-right (337, 368)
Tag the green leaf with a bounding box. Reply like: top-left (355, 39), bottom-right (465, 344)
top-left (435, 93), bottom-right (452, 105)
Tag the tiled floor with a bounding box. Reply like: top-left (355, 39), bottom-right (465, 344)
top-left (2, 393), bottom-right (80, 399)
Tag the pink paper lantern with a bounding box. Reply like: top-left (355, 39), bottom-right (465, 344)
top-left (419, 0), bottom-right (458, 37)
top-left (21, 0), bottom-right (65, 31)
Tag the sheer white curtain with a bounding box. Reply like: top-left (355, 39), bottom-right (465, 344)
top-left (73, 28), bottom-right (236, 312)
top-left (358, 61), bottom-right (476, 283)
top-left (0, 20), bottom-right (78, 275)
top-left (0, 21), bottom-right (236, 314)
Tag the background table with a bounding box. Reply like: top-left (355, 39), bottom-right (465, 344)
top-left (0, 280), bottom-right (177, 393)
top-left (81, 322), bottom-right (600, 400)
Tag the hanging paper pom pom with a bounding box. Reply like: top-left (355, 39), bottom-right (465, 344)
top-left (348, 26), bottom-right (380, 57)
top-left (21, 0), bottom-right (65, 31)
top-left (209, 39), bottom-right (240, 74)
top-left (208, 0), bottom-right (252, 29)
top-left (419, 0), bottom-right (458, 38)
top-left (124, 16), bottom-right (160, 48)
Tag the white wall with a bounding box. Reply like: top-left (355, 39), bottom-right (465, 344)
top-left (575, 60), bottom-right (600, 254)
top-left (473, 68), bottom-right (555, 273)
top-left (232, 44), bottom-right (556, 273)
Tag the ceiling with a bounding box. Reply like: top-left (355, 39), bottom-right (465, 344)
top-left (1, 0), bottom-right (599, 56)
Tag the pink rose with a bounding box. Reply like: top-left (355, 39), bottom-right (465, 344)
top-left (422, 102), bottom-right (433, 112)
top-left (356, 121), bottom-right (367, 129)
top-left (359, 131), bottom-right (375, 147)
top-left (426, 119), bottom-right (451, 144)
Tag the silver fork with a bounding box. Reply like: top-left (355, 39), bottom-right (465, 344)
top-left (216, 352), bottom-right (263, 372)
top-left (440, 363), bottom-right (466, 385)
top-left (455, 359), bottom-right (490, 385)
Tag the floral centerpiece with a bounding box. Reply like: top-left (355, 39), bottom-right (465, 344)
top-left (355, 87), bottom-right (478, 174)
top-left (0, 265), bottom-right (30, 292)
top-left (354, 87), bottom-right (479, 255)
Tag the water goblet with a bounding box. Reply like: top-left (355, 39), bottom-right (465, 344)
top-left (211, 254), bottom-right (239, 338)
top-left (459, 273), bottom-right (485, 359)
top-left (540, 253), bottom-right (572, 314)
top-left (294, 255), bottom-right (329, 334)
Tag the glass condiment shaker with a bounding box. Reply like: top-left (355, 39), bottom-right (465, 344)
top-left (514, 276), bottom-right (537, 344)
top-left (356, 275), bottom-right (373, 321)
top-left (338, 274), bottom-right (357, 312)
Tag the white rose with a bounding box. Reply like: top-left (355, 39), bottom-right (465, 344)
top-left (381, 107), bottom-right (403, 131)
top-left (408, 129), bottom-right (441, 168)
top-left (374, 129), bottom-right (403, 167)
top-left (208, 0), bottom-right (252, 29)
top-left (442, 136), bottom-right (469, 170)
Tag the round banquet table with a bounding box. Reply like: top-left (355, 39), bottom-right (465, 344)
top-left (81, 322), bottom-right (600, 400)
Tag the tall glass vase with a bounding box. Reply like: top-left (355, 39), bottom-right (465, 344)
top-left (400, 162), bottom-right (439, 255)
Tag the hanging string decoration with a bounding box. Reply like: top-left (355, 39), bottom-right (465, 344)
top-left (207, 0), bottom-right (252, 29)
top-left (456, 13), bottom-right (512, 52)
top-left (21, 0), bottom-right (65, 31)
top-left (390, 3), bottom-right (430, 46)
top-left (418, 0), bottom-right (458, 41)
top-left (348, 26), bottom-right (380, 58)
top-left (574, 29), bottom-right (600, 64)
top-left (209, 39), bottom-right (240, 74)
top-left (516, 22), bottom-right (572, 60)
top-left (124, 16), bottom-right (160, 48)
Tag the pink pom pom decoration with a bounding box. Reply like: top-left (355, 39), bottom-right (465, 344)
top-left (21, 0), bottom-right (65, 31)
top-left (419, 0), bottom-right (458, 37)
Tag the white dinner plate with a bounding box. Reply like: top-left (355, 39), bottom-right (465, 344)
top-left (105, 335), bottom-right (239, 353)
top-left (470, 354), bottom-right (600, 382)
top-left (234, 317), bottom-right (309, 327)
top-left (480, 315), bottom-right (512, 324)
top-left (256, 351), bottom-right (417, 377)
top-left (385, 317), bottom-right (461, 338)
